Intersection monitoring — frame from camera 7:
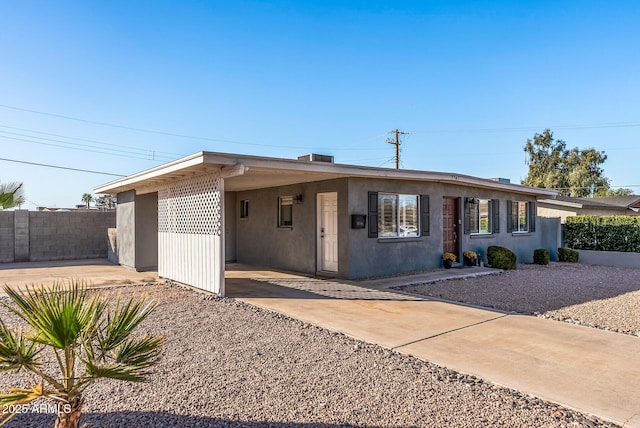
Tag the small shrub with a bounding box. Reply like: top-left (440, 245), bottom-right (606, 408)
top-left (487, 246), bottom-right (517, 270)
top-left (533, 248), bottom-right (550, 265)
top-left (558, 247), bottom-right (579, 262)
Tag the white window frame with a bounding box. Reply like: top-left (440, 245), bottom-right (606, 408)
top-left (278, 196), bottom-right (293, 228)
top-left (514, 201), bottom-right (529, 233)
top-left (470, 198), bottom-right (492, 235)
top-left (378, 193), bottom-right (420, 238)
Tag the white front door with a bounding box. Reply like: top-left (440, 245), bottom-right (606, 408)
top-left (317, 192), bottom-right (338, 272)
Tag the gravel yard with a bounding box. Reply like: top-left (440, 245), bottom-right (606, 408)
top-left (0, 283), bottom-right (617, 428)
top-left (401, 263), bottom-right (640, 336)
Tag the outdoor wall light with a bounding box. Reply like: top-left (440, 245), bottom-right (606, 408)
top-left (293, 194), bottom-right (303, 204)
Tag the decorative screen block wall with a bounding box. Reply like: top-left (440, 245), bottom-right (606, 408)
top-left (157, 172), bottom-right (224, 295)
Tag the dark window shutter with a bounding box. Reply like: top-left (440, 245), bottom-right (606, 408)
top-left (506, 200), bottom-right (513, 232)
top-left (420, 195), bottom-right (430, 236)
top-left (463, 197), bottom-right (471, 234)
top-left (492, 199), bottom-right (500, 234)
top-left (368, 191), bottom-right (378, 238)
top-left (529, 201), bottom-right (536, 232)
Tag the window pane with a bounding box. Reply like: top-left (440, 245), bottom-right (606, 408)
top-left (378, 194), bottom-right (397, 237)
top-left (518, 201), bottom-right (528, 232)
top-left (399, 194), bottom-right (419, 237)
top-left (279, 196), bottom-right (293, 227)
top-left (479, 199), bottom-right (490, 234)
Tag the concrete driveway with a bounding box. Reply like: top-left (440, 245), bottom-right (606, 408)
top-left (227, 264), bottom-right (640, 428)
top-left (1, 260), bottom-right (637, 426)
top-left (0, 259), bottom-right (157, 291)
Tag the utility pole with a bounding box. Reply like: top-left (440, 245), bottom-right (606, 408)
top-left (386, 129), bottom-right (408, 169)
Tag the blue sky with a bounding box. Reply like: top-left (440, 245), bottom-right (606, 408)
top-left (1, 1), bottom-right (638, 208)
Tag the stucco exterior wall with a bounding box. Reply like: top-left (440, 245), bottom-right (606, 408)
top-left (235, 178), bottom-right (349, 276)
top-left (577, 249), bottom-right (640, 269)
top-left (346, 178), bottom-right (544, 278)
top-left (116, 190), bottom-right (136, 269)
top-left (224, 192), bottom-right (237, 262)
top-left (233, 176), bottom-right (549, 279)
top-left (134, 192), bottom-right (158, 271)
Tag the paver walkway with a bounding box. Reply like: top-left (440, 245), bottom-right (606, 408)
top-left (227, 264), bottom-right (640, 428)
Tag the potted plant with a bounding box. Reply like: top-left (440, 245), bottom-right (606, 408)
top-left (443, 252), bottom-right (457, 269)
top-left (463, 250), bottom-right (478, 266)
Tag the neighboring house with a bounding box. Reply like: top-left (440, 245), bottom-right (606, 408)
top-left (538, 195), bottom-right (640, 223)
top-left (95, 151), bottom-right (558, 296)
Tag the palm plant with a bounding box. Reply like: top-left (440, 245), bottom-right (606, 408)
top-left (80, 193), bottom-right (93, 209)
top-left (0, 281), bottom-right (164, 428)
top-left (0, 182), bottom-right (25, 210)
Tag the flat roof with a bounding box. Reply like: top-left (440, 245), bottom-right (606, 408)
top-left (95, 151), bottom-right (558, 197)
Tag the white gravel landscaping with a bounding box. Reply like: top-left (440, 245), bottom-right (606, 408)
top-left (401, 263), bottom-right (640, 336)
top-left (0, 283), bottom-right (618, 427)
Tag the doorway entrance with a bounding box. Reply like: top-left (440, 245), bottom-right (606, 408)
top-left (317, 192), bottom-right (338, 272)
top-left (442, 197), bottom-right (460, 259)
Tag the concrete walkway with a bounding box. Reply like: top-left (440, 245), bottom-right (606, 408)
top-left (227, 265), bottom-right (640, 427)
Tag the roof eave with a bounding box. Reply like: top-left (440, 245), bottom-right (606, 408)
top-left (95, 150), bottom-right (558, 198)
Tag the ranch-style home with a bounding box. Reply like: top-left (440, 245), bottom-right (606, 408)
top-left (95, 151), bottom-right (557, 296)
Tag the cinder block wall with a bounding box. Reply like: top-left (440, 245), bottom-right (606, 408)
top-left (28, 212), bottom-right (116, 261)
top-left (0, 211), bottom-right (115, 263)
top-left (0, 212), bottom-right (15, 262)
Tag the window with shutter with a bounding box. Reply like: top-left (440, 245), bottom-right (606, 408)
top-left (420, 195), bottom-right (430, 236)
top-left (509, 200), bottom-right (530, 233)
top-left (369, 192), bottom-right (421, 238)
top-left (529, 201), bottom-right (536, 232)
top-left (492, 199), bottom-right (500, 233)
top-left (368, 191), bottom-right (378, 238)
top-left (465, 198), bottom-right (493, 235)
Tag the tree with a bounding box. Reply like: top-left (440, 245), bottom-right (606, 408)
top-left (81, 193), bottom-right (93, 209)
top-left (0, 181), bottom-right (25, 210)
top-left (522, 129), bottom-right (609, 197)
top-left (0, 281), bottom-right (164, 428)
top-left (95, 194), bottom-right (116, 210)
top-left (594, 187), bottom-right (634, 197)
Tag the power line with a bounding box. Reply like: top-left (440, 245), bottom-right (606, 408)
top-left (0, 135), bottom-right (169, 162)
top-left (0, 130), bottom-right (177, 161)
top-left (0, 104), bottom-right (385, 151)
top-left (0, 124), bottom-right (185, 158)
top-left (413, 121), bottom-right (640, 134)
top-left (0, 157), bottom-right (125, 177)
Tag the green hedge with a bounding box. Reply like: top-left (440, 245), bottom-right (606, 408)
top-left (487, 246), bottom-right (517, 270)
top-left (558, 247), bottom-right (579, 262)
top-left (533, 249), bottom-right (550, 265)
top-left (565, 216), bottom-right (640, 253)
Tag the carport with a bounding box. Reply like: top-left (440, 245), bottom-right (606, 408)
top-left (94, 151), bottom-right (350, 297)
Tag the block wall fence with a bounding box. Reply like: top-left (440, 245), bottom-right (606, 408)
top-left (0, 210), bottom-right (115, 263)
